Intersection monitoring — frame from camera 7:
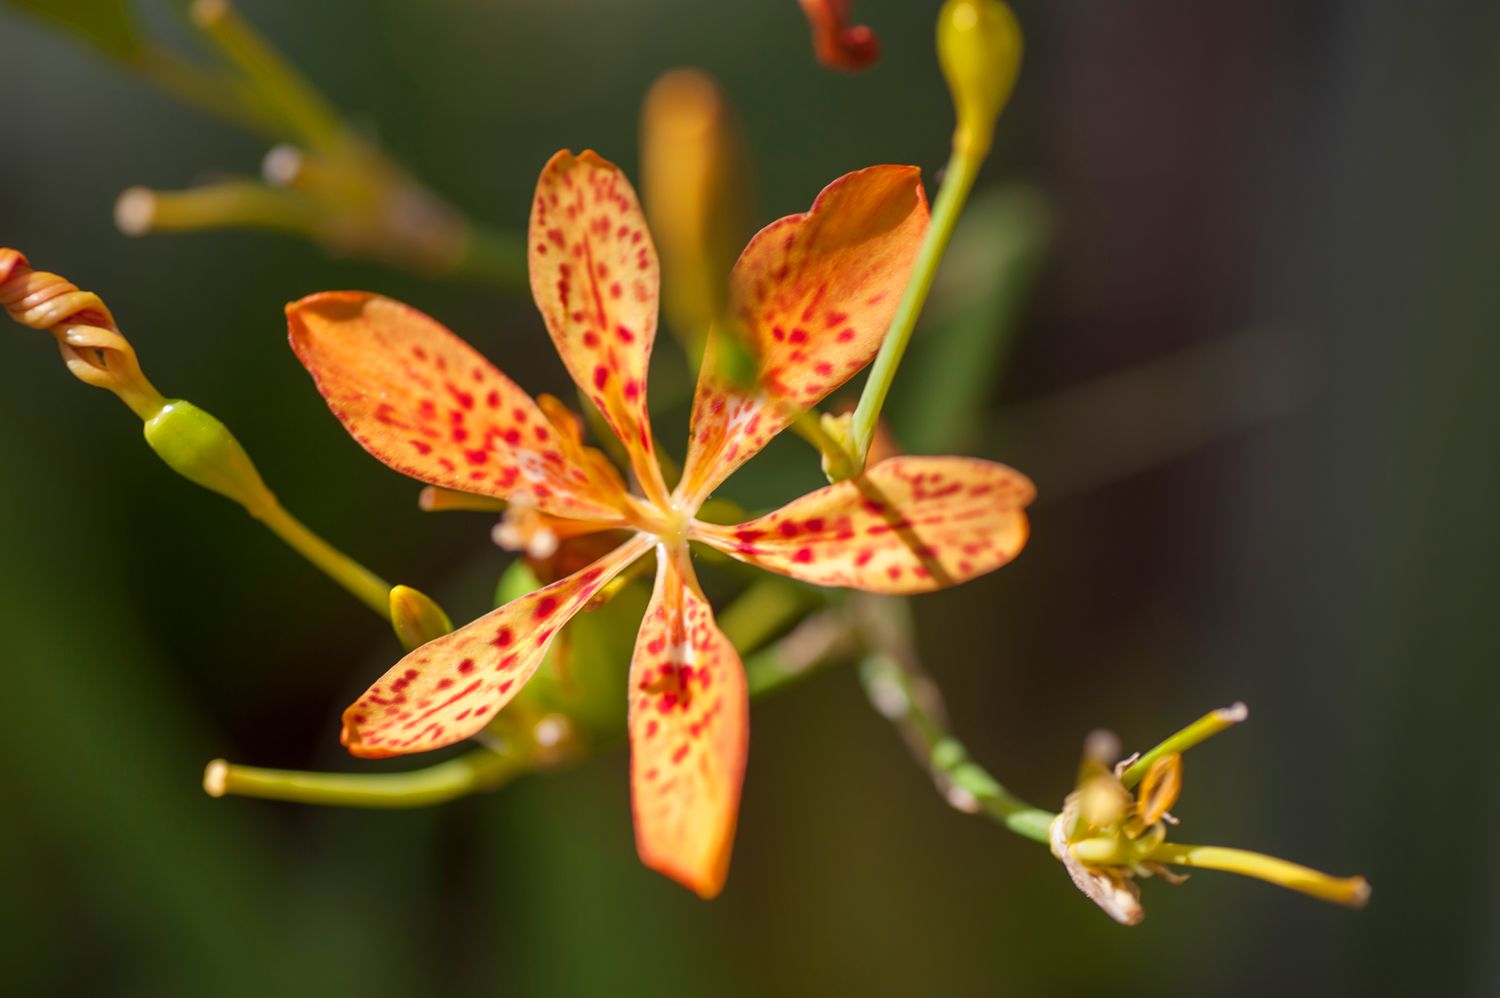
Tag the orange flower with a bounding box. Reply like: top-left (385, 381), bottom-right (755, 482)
top-left (798, 0), bottom-right (880, 72)
top-left (287, 150), bottom-right (1033, 896)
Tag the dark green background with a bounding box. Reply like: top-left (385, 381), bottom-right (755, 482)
top-left (2, 1), bottom-right (1496, 995)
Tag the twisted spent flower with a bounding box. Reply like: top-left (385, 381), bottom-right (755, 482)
top-left (0, 249), bottom-right (165, 418)
top-left (1050, 707), bottom-right (1371, 924)
top-left (282, 149), bottom-right (1035, 896)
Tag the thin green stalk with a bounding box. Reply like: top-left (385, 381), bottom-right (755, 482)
top-left (204, 747), bottom-right (524, 808)
top-left (208, 606), bottom-right (858, 809)
top-left (189, 0), bottom-right (344, 151)
top-left (859, 650), bottom-right (1053, 844)
top-left (848, 148), bottom-right (982, 470)
top-left (1118, 702), bottom-right (1248, 789)
top-left (131, 44), bottom-right (282, 138)
top-left (253, 500), bottom-right (391, 618)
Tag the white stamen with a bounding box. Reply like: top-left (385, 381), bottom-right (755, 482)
top-left (533, 714), bottom-right (570, 748)
top-left (114, 187), bottom-right (156, 236)
top-left (202, 759), bottom-right (229, 797)
top-left (262, 144), bottom-right (305, 187)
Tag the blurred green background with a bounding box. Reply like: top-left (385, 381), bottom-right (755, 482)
top-left (3, 1), bottom-right (1497, 994)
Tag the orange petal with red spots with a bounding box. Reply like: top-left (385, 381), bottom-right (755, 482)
top-left (629, 544), bottom-right (748, 898)
top-left (677, 165), bottom-right (928, 507)
top-left (798, 0), bottom-right (881, 72)
top-left (693, 456), bottom-right (1033, 595)
top-left (342, 534), bottom-right (653, 758)
top-left (529, 150), bottom-right (669, 506)
top-left (288, 291), bottom-right (628, 522)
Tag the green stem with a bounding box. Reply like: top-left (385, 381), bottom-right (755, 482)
top-left (848, 147), bottom-right (983, 471)
top-left (203, 747), bottom-right (523, 808)
top-left (253, 499), bottom-right (391, 618)
top-left (745, 611), bottom-right (855, 697)
top-left (130, 45), bottom-right (283, 138)
top-left (1118, 702), bottom-right (1248, 789)
top-left (189, 0), bottom-right (344, 151)
top-left (859, 650), bottom-right (1053, 843)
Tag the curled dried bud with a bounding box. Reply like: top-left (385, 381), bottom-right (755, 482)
top-left (0, 248), bottom-right (165, 417)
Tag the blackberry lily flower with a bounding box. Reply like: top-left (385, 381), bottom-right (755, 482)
top-left (287, 150), bottom-right (1033, 896)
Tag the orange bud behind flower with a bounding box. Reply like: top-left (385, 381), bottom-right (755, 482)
top-left (798, 0), bottom-right (880, 72)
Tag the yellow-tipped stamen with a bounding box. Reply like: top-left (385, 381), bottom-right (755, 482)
top-left (1119, 702), bottom-right (1248, 789)
top-left (1147, 842), bottom-right (1371, 908)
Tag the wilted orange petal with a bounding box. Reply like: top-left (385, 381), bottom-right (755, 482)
top-left (798, 0), bottom-right (881, 72)
top-left (629, 544), bottom-right (748, 898)
top-left (529, 150), bottom-right (670, 506)
top-left (693, 456), bottom-right (1033, 595)
top-left (677, 165), bottom-right (928, 507)
top-left (342, 534), bottom-right (653, 758)
top-left (288, 292), bottom-right (629, 522)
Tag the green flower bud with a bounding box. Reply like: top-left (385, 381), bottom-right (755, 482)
top-left (390, 584), bottom-right (454, 651)
top-left (938, 0), bottom-right (1023, 160)
top-left (142, 399), bottom-right (275, 515)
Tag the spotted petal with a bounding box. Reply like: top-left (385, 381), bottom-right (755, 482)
top-left (289, 292), bottom-right (628, 522)
top-left (693, 456), bottom-right (1032, 595)
top-left (629, 544), bottom-right (748, 898)
top-left (342, 534), bottom-right (653, 758)
top-left (529, 150), bottom-right (670, 506)
top-left (677, 165), bottom-right (928, 507)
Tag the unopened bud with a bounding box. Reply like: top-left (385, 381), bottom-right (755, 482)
top-left (390, 584), bottom-right (454, 651)
top-left (938, 0), bottom-right (1022, 160)
top-left (143, 400), bottom-right (276, 515)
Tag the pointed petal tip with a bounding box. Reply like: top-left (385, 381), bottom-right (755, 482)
top-left (628, 551), bottom-right (747, 902)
